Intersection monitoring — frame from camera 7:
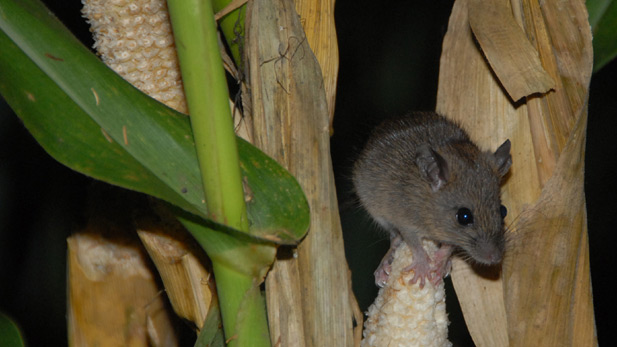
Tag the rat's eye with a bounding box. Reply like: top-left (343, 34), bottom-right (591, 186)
top-left (456, 208), bottom-right (474, 226)
top-left (500, 205), bottom-right (508, 218)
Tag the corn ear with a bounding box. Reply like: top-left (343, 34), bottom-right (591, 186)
top-left (361, 241), bottom-right (451, 347)
top-left (82, 0), bottom-right (188, 113)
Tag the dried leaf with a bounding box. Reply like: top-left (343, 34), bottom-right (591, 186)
top-left (295, 0), bottom-right (339, 125)
top-left (244, 0), bottom-right (359, 345)
top-left (468, 0), bottom-right (555, 101)
top-left (437, 0), bottom-right (595, 345)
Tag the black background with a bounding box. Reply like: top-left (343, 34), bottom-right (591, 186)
top-left (1, 0), bottom-right (615, 345)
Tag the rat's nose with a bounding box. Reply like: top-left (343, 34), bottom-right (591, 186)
top-left (473, 240), bottom-right (504, 265)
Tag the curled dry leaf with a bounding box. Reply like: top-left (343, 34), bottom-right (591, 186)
top-left (468, 0), bottom-right (555, 101)
top-left (136, 209), bottom-right (216, 331)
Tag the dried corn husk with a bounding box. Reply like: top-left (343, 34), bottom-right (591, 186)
top-left (135, 207), bottom-right (216, 330)
top-left (67, 199), bottom-right (178, 347)
top-left (294, 0), bottom-right (339, 124)
top-left (244, 0), bottom-right (361, 345)
top-left (436, 0), bottom-right (595, 345)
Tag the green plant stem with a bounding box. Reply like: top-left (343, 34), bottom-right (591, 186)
top-left (165, 0), bottom-right (271, 345)
top-left (212, 262), bottom-right (270, 346)
top-left (167, 0), bottom-right (247, 230)
top-left (212, 0), bottom-right (246, 66)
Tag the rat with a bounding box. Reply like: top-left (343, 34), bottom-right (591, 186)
top-left (352, 112), bottom-right (512, 288)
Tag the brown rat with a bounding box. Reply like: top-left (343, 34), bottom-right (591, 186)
top-left (353, 112), bottom-right (511, 287)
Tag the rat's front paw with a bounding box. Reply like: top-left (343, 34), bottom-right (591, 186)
top-left (403, 248), bottom-right (452, 288)
top-left (404, 261), bottom-right (438, 289)
top-left (429, 244), bottom-right (453, 283)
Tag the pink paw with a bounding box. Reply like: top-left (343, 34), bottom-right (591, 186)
top-left (374, 262), bottom-right (391, 288)
top-left (373, 235), bottom-right (403, 287)
top-left (404, 245), bottom-right (453, 288)
top-left (404, 261), bottom-right (440, 288)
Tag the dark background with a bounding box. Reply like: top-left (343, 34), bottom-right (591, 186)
top-left (1, 0), bottom-right (615, 345)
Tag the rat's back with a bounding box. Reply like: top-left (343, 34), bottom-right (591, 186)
top-left (363, 112), bottom-right (470, 154)
top-left (351, 112), bottom-right (470, 230)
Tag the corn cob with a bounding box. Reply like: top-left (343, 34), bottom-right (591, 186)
top-left (361, 241), bottom-right (451, 347)
top-left (81, 0), bottom-right (188, 113)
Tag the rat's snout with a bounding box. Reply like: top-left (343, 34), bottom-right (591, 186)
top-left (471, 238), bottom-right (505, 265)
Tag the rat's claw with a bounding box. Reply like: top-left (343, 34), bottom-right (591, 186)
top-left (404, 261), bottom-right (433, 289)
top-left (375, 273), bottom-right (388, 288)
top-left (409, 271), bottom-right (427, 289)
top-left (374, 238), bottom-right (400, 287)
top-left (429, 271), bottom-right (443, 286)
top-left (374, 262), bottom-right (392, 288)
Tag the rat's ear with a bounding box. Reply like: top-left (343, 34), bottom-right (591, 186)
top-left (416, 144), bottom-right (449, 192)
top-left (493, 139), bottom-right (512, 177)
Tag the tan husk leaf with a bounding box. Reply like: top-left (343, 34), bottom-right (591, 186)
top-left (294, 0), bottom-right (339, 126)
top-left (468, 0), bottom-right (555, 101)
top-left (67, 189), bottom-right (179, 347)
top-left (244, 0), bottom-right (361, 345)
top-left (67, 233), bottom-right (179, 347)
top-left (436, 0), bottom-right (595, 345)
top-left (136, 207), bottom-right (216, 330)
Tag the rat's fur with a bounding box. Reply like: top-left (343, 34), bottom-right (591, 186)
top-left (353, 112), bottom-right (511, 280)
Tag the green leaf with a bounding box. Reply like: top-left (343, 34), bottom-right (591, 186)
top-left (174, 208), bottom-right (277, 277)
top-left (0, 0), bottom-right (309, 245)
top-left (588, 0), bottom-right (617, 72)
top-left (588, 0), bottom-right (612, 28)
top-left (194, 297), bottom-right (225, 347)
top-left (0, 313), bottom-right (24, 347)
